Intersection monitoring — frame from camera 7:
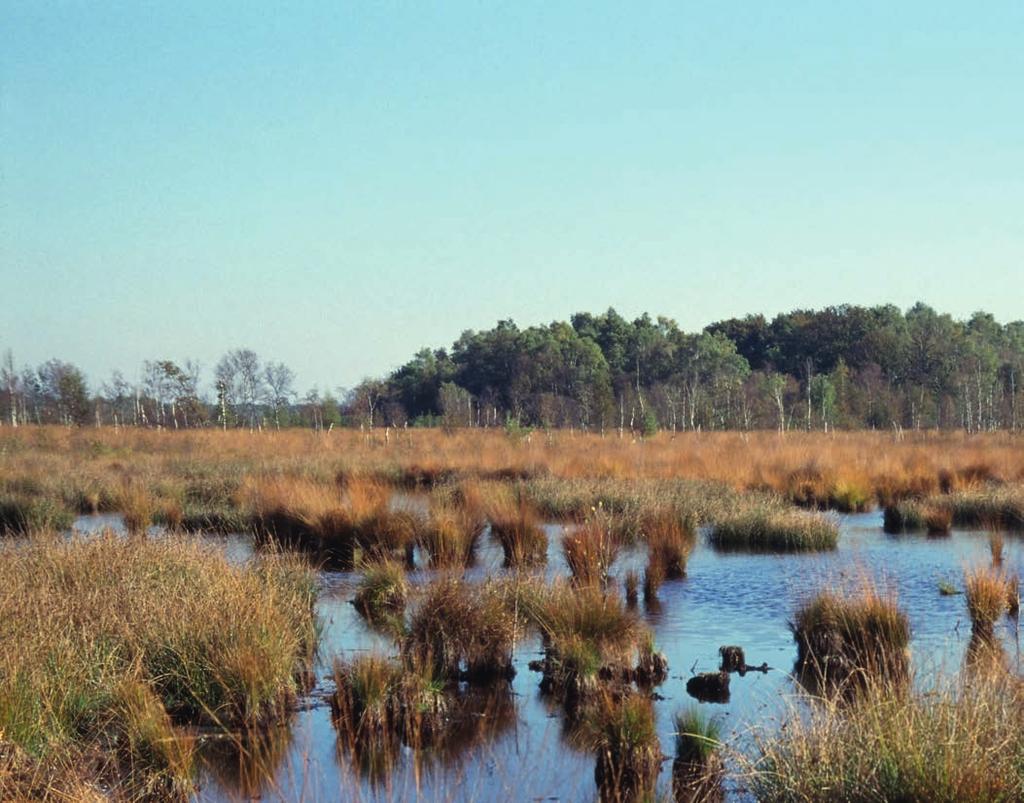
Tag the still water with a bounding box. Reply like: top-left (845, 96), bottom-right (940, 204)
top-left (72, 511), bottom-right (1019, 802)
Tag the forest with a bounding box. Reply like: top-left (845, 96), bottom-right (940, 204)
top-left (3, 302), bottom-right (1023, 432)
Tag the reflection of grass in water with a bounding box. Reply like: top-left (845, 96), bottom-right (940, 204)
top-left (196, 722), bottom-right (296, 800)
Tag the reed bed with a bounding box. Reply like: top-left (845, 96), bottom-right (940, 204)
top-left (710, 505), bottom-right (838, 553)
top-left (0, 532), bottom-right (317, 799)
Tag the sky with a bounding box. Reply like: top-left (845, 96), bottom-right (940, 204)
top-left (3, 1), bottom-right (1023, 393)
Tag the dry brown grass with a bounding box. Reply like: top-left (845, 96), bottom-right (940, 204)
top-left (642, 509), bottom-right (695, 579)
top-left (0, 532), bottom-right (317, 799)
top-left (965, 565), bottom-right (1018, 635)
top-left (419, 495), bottom-right (486, 568)
top-left (751, 668), bottom-right (1024, 801)
top-left (482, 485), bottom-right (548, 567)
top-left (792, 581), bottom-right (910, 693)
top-left (3, 428), bottom-right (1024, 518)
top-left (563, 510), bottom-right (622, 588)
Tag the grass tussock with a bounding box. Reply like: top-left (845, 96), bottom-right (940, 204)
top-left (673, 706), bottom-right (724, 803)
top-left (643, 509), bottom-right (694, 580)
top-left (883, 499), bottom-right (953, 534)
top-left (947, 485), bottom-right (1024, 530)
top-left (331, 655), bottom-right (442, 741)
top-left (564, 509), bottom-right (622, 588)
top-left (250, 476), bottom-right (419, 565)
top-left (964, 565), bottom-right (1018, 636)
top-left (119, 482), bottom-right (154, 535)
top-left (419, 498), bottom-right (486, 568)
top-left (524, 582), bottom-right (652, 700)
top-left (886, 486), bottom-right (1024, 535)
top-left (0, 532), bottom-right (317, 798)
top-left (784, 463), bottom-right (873, 513)
top-left (988, 531), bottom-right (1004, 566)
top-left (484, 487), bottom-right (548, 567)
top-left (404, 577), bottom-right (521, 682)
top-left (0, 493), bottom-right (74, 535)
top-left (577, 693), bottom-right (660, 803)
top-left (752, 670), bottom-right (1024, 802)
top-left (352, 557), bottom-right (408, 625)
top-left (710, 504), bottom-right (838, 553)
top-left (792, 584), bottom-right (910, 693)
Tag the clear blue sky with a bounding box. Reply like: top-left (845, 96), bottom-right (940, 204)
top-left (3, 1), bottom-right (1022, 392)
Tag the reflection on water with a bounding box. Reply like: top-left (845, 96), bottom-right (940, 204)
top-left (195, 721), bottom-right (297, 800)
top-left (70, 511), bottom-right (1023, 801)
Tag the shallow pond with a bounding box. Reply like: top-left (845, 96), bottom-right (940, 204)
top-left (70, 512), bottom-right (1022, 802)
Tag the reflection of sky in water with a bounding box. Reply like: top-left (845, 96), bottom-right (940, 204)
top-left (71, 511), bottom-right (1023, 801)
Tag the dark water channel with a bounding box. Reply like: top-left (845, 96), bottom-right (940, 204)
top-left (70, 511), bottom-right (1020, 802)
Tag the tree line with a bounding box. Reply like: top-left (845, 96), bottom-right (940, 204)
top-left (3, 303), bottom-right (1023, 433)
